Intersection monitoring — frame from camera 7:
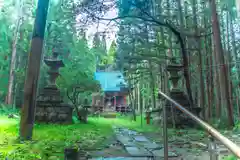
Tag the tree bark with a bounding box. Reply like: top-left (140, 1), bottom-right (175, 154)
top-left (192, 0), bottom-right (205, 118)
top-left (225, 11), bottom-right (234, 119)
top-left (20, 0), bottom-right (50, 140)
top-left (210, 0), bottom-right (234, 126)
top-left (149, 61), bottom-right (156, 108)
top-left (228, 9), bottom-right (240, 117)
top-left (213, 46), bottom-right (222, 118)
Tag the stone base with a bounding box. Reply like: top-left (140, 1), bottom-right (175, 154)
top-left (165, 91), bottom-right (202, 128)
top-left (37, 86), bottom-right (63, 103)
top-left (35, 103), bottom-right (73, 124)
top-left (165, 106), bottom-right (202, 128)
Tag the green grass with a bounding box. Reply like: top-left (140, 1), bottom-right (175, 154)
top-left (110, 115), bottom-right (160, 132)
top-left (223, 155), bottom-right (239, 160)
top-left (0, 115), bottom-right (158, 160)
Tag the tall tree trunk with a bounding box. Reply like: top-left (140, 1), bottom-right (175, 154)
top-left (181, 1), bottom-right (194, 106)
top-left (225, 11), bottom-right (234, 118)
top-left (206, 50), bottom-right (211, 120)
top-left (137, 82), bottom-right (140, 112)
top-left (208, 37), bottom-right (214, 119)
top-left (213, 44), bottom-right (222, 118)
top-left (20, 0), bottom-right (50, 140)
top-left (156, 0), bottom-right (166, 110)
top-left (228, 8), bottom-right (240, 117)
top-left (192, 0), bottom-right (205, 118)
top-left (177, 0), bottom-right (188, 92)
top-left (149, 61), bottom-right (156, 108)
top-left (184, 1), bottom-right (191, 90)
top-left (166, 0), bottom-right (173, 57)
top-left (202, 1), bottom-right (212, 120)
top-left (6, 0), bottom-right (23, 104)
top-left (210, 0), bottom-right (234, 126)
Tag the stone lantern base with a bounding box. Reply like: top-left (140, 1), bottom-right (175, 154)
top-left (35, 86), bottom-right (73, 124)
top-left (165, 90), bottom-right (202, 128)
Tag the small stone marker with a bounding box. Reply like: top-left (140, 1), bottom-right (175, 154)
top-left (116, 135), bottom-right (135, 146)
top-left (143, 143), bottom-right (162, 150)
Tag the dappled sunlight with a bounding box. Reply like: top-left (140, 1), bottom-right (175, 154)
top-left (0, 116), bottom-right (18, 125)
top-left (0, 116), bottom-right (20, 158)
top-left (0, 116), bottom-right (19, 135)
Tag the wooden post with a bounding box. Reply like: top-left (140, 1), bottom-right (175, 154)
top-left (19, 0), bottom-right (50, 140)
top-left (123, 96), bottom-right (126, 105)
top-left (114, 95), bottom-right (116, 107)
top-left (163, 97), bottom-right (168, 160)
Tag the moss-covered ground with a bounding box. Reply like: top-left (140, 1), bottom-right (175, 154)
top-left (0, 115), bottom-right (157, 160)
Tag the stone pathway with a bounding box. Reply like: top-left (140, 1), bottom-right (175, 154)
top-left (89, 127), bottom-right (240, 160)
top-left (114, 127), bottom-right (179, 159)
top-left (89, 126), bottom-right (179, 160)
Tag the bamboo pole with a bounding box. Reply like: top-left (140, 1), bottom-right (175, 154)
top-left (159, 90), bottom-right (240, 158)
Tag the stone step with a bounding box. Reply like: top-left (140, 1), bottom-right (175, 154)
top-left (125, 146), bottom-right (152, 157)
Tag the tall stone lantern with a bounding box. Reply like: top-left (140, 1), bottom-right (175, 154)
top-left (35, 50), bottom-right (73, 124)
top-left (165, 58), bottom-right (201, 128)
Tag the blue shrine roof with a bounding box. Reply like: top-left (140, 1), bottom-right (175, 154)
top-left (94, 71), bottom-right (128, 92)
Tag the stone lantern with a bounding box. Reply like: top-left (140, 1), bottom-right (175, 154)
top-left (35, 50), bottom-right (73, 124)
top-left (165, 58), bottom-right (201, 128)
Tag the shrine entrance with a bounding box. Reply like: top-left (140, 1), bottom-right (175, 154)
top-left (92, 92), bottom-right (130, 114)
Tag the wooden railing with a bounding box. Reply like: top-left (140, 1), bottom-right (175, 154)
top-left (158, 90), bottom-right (240, 160)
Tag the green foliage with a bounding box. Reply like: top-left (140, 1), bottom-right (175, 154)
top-left (92, 33), bottom-right (108, 65)
top-left (224, 155), bottom-right (238, 160)
top-left (106, 40), bottom-right (117, 64)
top-left (45, 0), bottom-right (76, 56)
top-left (0, 1), bottom-right (16, 101)
top-left (0, 0), bottom-right (37, 104)
top-left (98, 39), bottom-right (116, 66)
top-left (48, 0), bottom-right (101, 106)
top-left (56, 38), bottom-right (100, 104)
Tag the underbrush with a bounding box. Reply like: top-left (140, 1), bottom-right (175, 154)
top-left (0, 116), bottom-right (113, 160)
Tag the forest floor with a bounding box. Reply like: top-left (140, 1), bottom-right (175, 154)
top-left (0, 115), bottom-right (156, 160)
top-left (0, 116), bottom-right (112, 160)
top-left (0, 114), bottom-right (239, 160)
